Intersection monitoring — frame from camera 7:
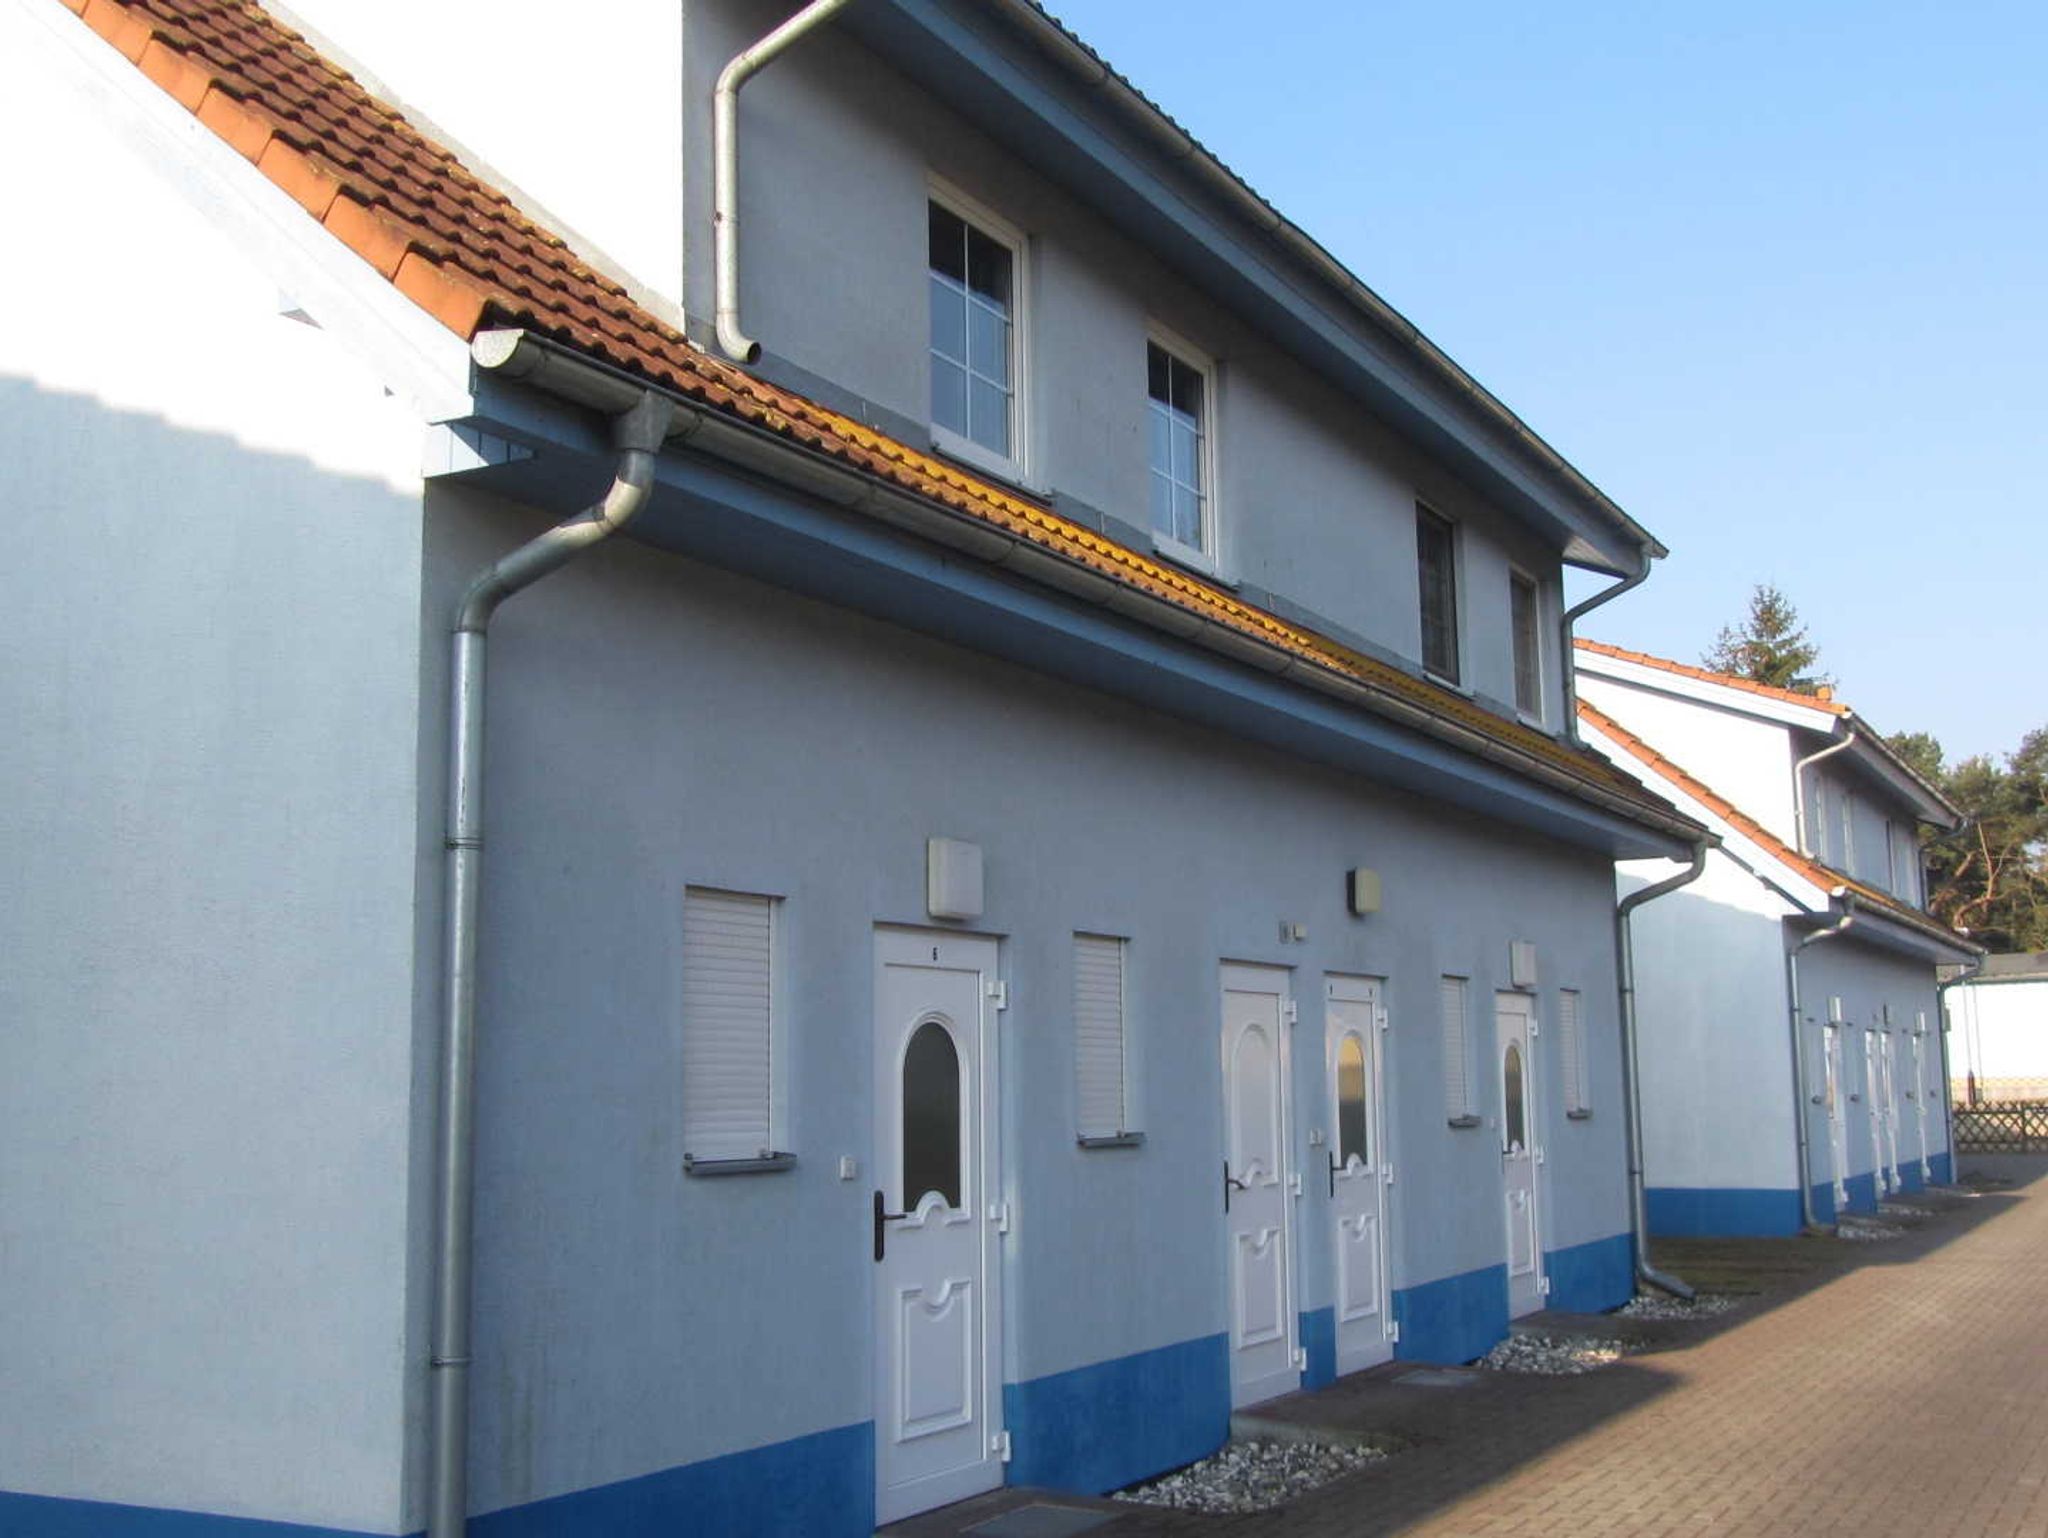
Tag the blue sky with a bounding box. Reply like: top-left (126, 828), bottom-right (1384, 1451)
top-left (1043, 0), bottom-right (2044, 765)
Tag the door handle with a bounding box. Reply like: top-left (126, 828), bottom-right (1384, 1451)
top-left (872, 1189), bottom-right (908, 1262)
top-left (1223, 1160), bottom-right (1249, 1213)
top-left (1328, 1150), bottom-right (1339, 1199)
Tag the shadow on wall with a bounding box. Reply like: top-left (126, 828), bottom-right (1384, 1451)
top-left (0, 373), bottom-right (432, 1538)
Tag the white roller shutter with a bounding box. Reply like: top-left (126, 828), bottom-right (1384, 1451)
top-left (1441, 975), bottom-right (1472, 1121)
top-left (682, 887), bottom-right (774, 1162)
top-left (1559, 988), bottom-right (1587, 1113)
top-left (1074, 934), bottom-right (1127, 1139)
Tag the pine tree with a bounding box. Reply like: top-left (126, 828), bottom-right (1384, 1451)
top-left (1703, 584), bottom-right (1830, 694)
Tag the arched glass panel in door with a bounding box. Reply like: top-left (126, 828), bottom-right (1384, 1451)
top-left (1336, 1034), bottom-right (1369, 1166)
top-left (902, 1019), bottom-right (962, 1209)
top-left (1502, 1041), bottom-right (1526, 1151)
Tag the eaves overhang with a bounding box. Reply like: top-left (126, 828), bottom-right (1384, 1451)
top-left (456, 351), bottom-right (1702, 862)
top-left (1791, 900), bottom-right (1982, 968)
top-left (847, 0), bottom-right (1659, 577)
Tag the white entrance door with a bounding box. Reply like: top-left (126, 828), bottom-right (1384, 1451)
top-left (1878, 1031), bottom-right (1900, 1194)
top-left (1823, 1022), bottom-right (1849, 1209)
top-left (1325, 975), bottom-right (1394, 1376)
top-left (873, 928), bottom-right (1003, 1525)
top-left (1221, 963), bottom-right (1299, 1408)
top-left (1864, 1028), bottom-right (1886, 1198)
top-left (1910, 1022), bottom-right (1932, 1182)
top-left (1496, 992), bottom-right (1545, 1318)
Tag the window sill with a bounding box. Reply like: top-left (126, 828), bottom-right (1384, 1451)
top-left (1516, 709), bottom-right (1551, 733)
top-left (1077, 1131), bottom-right (1147, 1150)
top-left (683, 1152), bottom-right (797, 1177)
top-left (1424, 668), bottom-right (1473, 698)
top-left (930, 426), bottom-right (1028, 489)
top-left (1150, 532), bottom-right (1229, 584)
top-left (1446, 1114), bottom-right (1482, 1130)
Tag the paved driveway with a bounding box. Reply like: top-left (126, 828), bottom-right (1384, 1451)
top-left (898, 1159), bottom-right (2048, 1537)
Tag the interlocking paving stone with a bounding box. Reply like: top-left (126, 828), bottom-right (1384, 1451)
top-left (894, 1158), bottom-right (2048, 1537)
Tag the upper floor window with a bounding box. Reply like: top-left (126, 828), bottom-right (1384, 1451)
top-left (1417, 506), bottom-right (1461, 685)
top-left (1510, 569), bottom-right (1543, 720)
top-left (928, 194), bottom-right (1023, 476)
top-left (1147, 334), bottom-right (1215, 566)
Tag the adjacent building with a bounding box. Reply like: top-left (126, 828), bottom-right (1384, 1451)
top-left (2, 2), bottom-right (1709, 1535)
top-left (1576, 641), bottom-right (1978, 1237)
top-left (1948, 953), bottom-right (2048, 1104)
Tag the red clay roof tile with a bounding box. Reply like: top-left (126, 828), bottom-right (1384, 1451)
top-left (1574, 638), bottom-right (1850, 716)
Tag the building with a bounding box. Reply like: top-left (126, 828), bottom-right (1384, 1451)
top-left (1947, 954), bottom-right (2048, 1104)
top-left (1, 2), bottom-right (1709, 1535)
top-left (1576, 641), bottom-right (1978, 1238)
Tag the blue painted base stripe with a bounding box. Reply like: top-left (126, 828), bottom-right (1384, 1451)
top-left (1931, 1150), bottom-right (1953, 1184)
top-left (0, 1491), bottom-right (387, 1538)
top-left (1299, 1307), bottom-right (1336, 1389)
top-left (1811, 1182), bottom-right (1838, 1225)
top-left (1646, 1187), bottom-right (1803, 1238)
top-left (1843, 1170), bottom-right (1879, 1216)
top-left (1004, 1334), bottom-right (1229, 1496)
top-left (472, 1421), bottom-right (871, 1538)
top-left (1544, 1233), bottom-right (1633, 1313)
top-left (1392, 1263), bottom-right (1506, 1365)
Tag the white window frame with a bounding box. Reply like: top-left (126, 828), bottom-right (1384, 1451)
top-left (1441, 974), bottom-right (1478, 1126)
top-left (680, 885), bottom-right (791, 1173)
top-left (1144, 320), bottom-right (1221, 577)
top-left (1558, 988), bottom-right (1590, 1116)
top-left (1416, 502), bottom-right (1466, 689)
top-left (1839, 789), bottom-right (1857, 876)
top-left (1508, 564), bottom-right (1546, 726)
top-left (926, 178), bottom-right (1030, 485)
top-left (1073, 933), bottom-right (1141, 1146)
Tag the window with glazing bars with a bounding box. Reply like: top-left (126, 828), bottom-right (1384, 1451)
top-left (1147, 342), bottom-right (1208, 554)
top-left (928, 201), bottom-right (1014, 464)
top-left (1417, 507), bottom-right (1460, 683)
top-left (1510, 570), bottom-right (1542, 717)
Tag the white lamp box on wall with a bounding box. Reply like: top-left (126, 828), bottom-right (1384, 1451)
top-left (1509, 940), bottom-right (1538, 990)
top-left (1346, 867), bottom-right (1381, 916)
top-left (926, 837), bottom-right (984, 921)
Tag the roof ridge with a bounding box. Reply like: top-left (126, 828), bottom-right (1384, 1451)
top-left (61, 0), bottom-right (1691, 832)
top-left (1575, 637), bottom-right (1849, 716)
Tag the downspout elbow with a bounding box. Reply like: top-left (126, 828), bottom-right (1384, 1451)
top-left (1617, 839), bottom-right (1710, 1299)
top-left (712, 0), bottom-right (856, 363)
top-left (1560, 559), bottom-right (1650, 744)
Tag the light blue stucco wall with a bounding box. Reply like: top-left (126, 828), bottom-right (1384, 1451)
top-left (679, 0), bottom-right (1574, 730)
top-left (431, 477), bottom-right (1633, 1523)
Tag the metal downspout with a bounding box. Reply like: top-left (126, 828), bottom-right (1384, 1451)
top-left (428, 390), bottom-right (675, 1538)
top-left (1616, 839), bottom-right (1710, 1298)
top-left (1792, 730), bottom-right (1859, 856)
top-left (1559, 561), bottom-right (1650, 743)
top-left (713, 0), bottom-right (856, 362)
top-left (1935, 956), bottom-right (1986, 1182)
top-left (1787, 899), bottom-right (1858, 1230)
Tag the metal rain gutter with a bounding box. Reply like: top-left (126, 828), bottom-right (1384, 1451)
top-left (713, 0), bottom-right (856, 361)
top-left (428, 388), bottom-right (679, 1538)
top-left (1786, 899), bottom-right (1858, 1230)
top-left (469, 328), bottom-right (1706, 855)
top-left (1615, 839), bottom-right (1711, 1297)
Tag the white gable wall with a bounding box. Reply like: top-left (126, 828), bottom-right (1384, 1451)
top-left (0, 9), bottom-right (437, 1530)
top-left (1623, 849), bottom-right (1802, 1196)
top-left (1577, 675), bottom-right (1800, 843)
